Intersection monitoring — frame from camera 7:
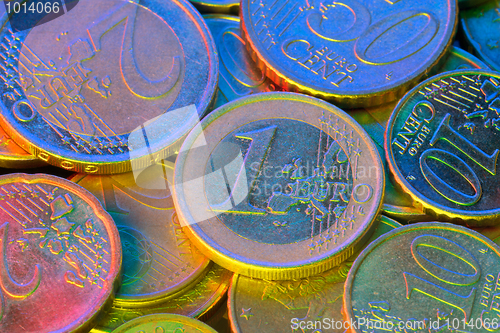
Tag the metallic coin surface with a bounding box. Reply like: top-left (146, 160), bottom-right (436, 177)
top-left (461, 1), bottom-right (500, 71)
top-left (240, 0), bottom-right (457, 108)
top-left (70, 172), bottom-right (210, 307)
top-left (344, 222), bottom-right (500, 333)
top-left (174, 92), bottom-right (384, 279)
top-left (228, 215), bottom-right (401, 332)
top-left (192, 0), bottom-right (239, 14)
top-left (386, 70), bottom-right (500, 226)
top-left (0, 0), bottom-right (217, 174)
top-left (91, 264), bottom-right (233, 333)
top-left (204, 15), bottom-right (281, 110)
top-left (352, 47), bottom-right (487, 224)
top-left (0, 123), bottom-right (45, 169)
top-left (110, 314), bottom-right (218, 333)
top-left (0, 173), bottom-right (121, 332)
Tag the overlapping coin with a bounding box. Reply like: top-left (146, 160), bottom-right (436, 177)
top-left (174, 92), bottom-right (384, 279)
top-left (70, 172), bottom-right (210, 307)
top-left (192, 0), bottom-right (239, 14)
top-left (344, 222), bottom-right (500, 332)
top-left (0, 0), bottom-right (217, 174)
top-left (228, 215), bottom-right (401, 332)
top-left (240, 0), bottom-right (457, 107)
top-left (92, 264), bottom-right (233, 332)
top-left (386, 70), bottom-right (500, 226)
top-left (0, 173), bottom-right (121, 332)
top-left (110, 314), bottom-right (218, 333)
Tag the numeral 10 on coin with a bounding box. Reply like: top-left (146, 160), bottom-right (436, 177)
top-left (420, 109), bottom-right (499, 206)
top-left (403, 235), bottom-right (480, 320)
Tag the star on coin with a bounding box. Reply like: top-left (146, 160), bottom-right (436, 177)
top-left (240, 308), bottom-right (254, 320)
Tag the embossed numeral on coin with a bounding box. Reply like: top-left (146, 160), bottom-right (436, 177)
top-left (306, 1), bottom-right (438, 65)
top-left (419, 113), bottom-right (499, 205)
top-left (403, 235), bottom-right (481, 320)
top-left (87, 2), bottom-right (181, 99)
top-left (210, 125), bottom-right (276, 214)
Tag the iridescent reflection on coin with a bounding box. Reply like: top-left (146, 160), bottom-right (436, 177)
top-left (352, 47), bottom-right (487, 224)
top-left (240, 0), bottom-right (457, 108)
top-left (461, 1), bottom-right (500, 71)
top-left (192, 0), bottom-right (239, 14)
top-left (344, 222), bottom-right (500, 333)
top-left (174, 92), bottom-right (384, 279)
top-left (204, 15), bottom-right (281, 110)
top-left (0, 0), bottom-right (217, 174)
top-left (70, 172), bottom-right (210, 307)
top-left (0, 173), bottom-right (121, 332)
top-left (229, 215), bottom-right (401, 333)
top-left (0, 123), bottom-right (45, 169)
top-left (91, 264), bottom-right (233, 332)
top-left (110, 314), bottom-right (218, 333)
top-left (386, 70), bottom-right (500, 226)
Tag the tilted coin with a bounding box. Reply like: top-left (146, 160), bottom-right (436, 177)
top-left (386, 70), bottom-right (500, 226)
top-left (240, 0), bottom-right (457, 108)
top-left (174, 92), bottom-right (384, 279)
top-left (352, 47), bottom-right (487, 224)
top-left (70, 172), bottom-right (210, 307)
top-left (110, 314), bottom-right (218, 333)
top-left (461, 1), bottom-right (500, 71)
top-left (344, 222), bottom-right (500, 332)
top-left (228, 215), bottom-right (401, 332)
top-left (91, 264), bottom-right (233, 333)
top-left (0, 0), bottom-right (217, 174)
top-left (192, 0), bottom-right (239, 14)
top-left (204, 14), bottom-right (281, 110)
top-left (0, 173), bottom-right (121, 332)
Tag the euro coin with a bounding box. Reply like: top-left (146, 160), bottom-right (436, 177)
top-left (110, 314), bottom-right (218, 333)
top-left (1, 0), bottom-right (217, 174)
top-left (174, 92), bottom-right (384, 279)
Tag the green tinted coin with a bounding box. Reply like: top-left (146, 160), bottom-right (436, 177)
top-left (344, 222), bottom-right (500, 332)
top-left (461, 1), bottom-right (500, 71)
top-left (110, 314), bottom-right (217, 333)
top-left (386, 70), bottom-right (500, 226)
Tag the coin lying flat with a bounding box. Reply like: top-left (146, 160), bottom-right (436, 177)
top-left (110, 314), bottom-right (218, 333)
top-left (344, 222), bottom-right (500, 332)
top-left (91, 264), bottom-right (233, 332)
top-left (70, 172), bottom-right (210, 307)
top-left (228, 215), bottom-right (401, 333)
top-left (0, 123), bottom-right (45, 169)
top-left (204, 15), bottom-right (281, 110)
top-left (0, 0), bottom-right (217, 174)
top-left (192, 0), bottom-right (239, 14)
top-left (352, 47), bottom-right (487, 224)
top-left (174, 92), bottom-right (384, 279)
top-left (240, 0), bottom-right (457, 108)
top-left (461, 1), bottom-right (500, 71)
top-left (386, 70), bottom-right (500, 226)
top-left (0, 173), bottom-right (121, 332)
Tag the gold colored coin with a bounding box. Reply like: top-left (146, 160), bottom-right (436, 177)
top-left (110, 314), bottom-right (218, 333)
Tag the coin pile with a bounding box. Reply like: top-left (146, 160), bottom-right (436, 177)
top-left (1, 0), bottom-right (500, 331)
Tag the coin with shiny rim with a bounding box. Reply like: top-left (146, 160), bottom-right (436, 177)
top-left (204, 14), bottom-right (281, 110)
top-left (0, 122), bottom-right (45, 169)
top-left (91, 264), bottom-right (233, 333)
top-left (174, 92), bottom-right (384, 280)
top-left (69, 172), bottom-right (210, 307)
top-left (240, 0), bottom-right (457, 108)
top-left (0, 173), bottom-right (121, 332)
top-left (461, 1), bottom-right (500, 72)
top-left (110, 314), bottom-right (218, 333)
top-left (344, 222), bottom-right (500, 332)
top-left (386, 70), bottom-right (500, 226)
top-left (228, 215), bottom-right (401, 332)
top-left (352, 47), bottom-right (487, 224)
top-left (192, 0), bottom-right (239, 14)
top-left (0, 0), bottom-right (217, 174)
